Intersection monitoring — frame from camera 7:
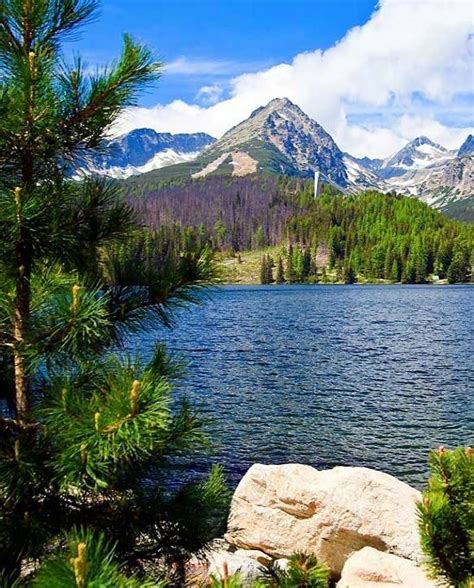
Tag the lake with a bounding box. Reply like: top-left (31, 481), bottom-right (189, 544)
top-left (130, 285), bottom-right (473, 489)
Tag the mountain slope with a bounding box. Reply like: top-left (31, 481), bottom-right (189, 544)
top-left (140, 98), bottom-right (382, 191)
top-left (458, 134), bottom-right (474, 157)
top-left (205, 97), bottom-right (347, 185)
top-left (81, 129), bottom-right (215, 179)
top-left (115, 100), bottom-right (473, 211)
top-left (378, 136), bottom-right (453, 179)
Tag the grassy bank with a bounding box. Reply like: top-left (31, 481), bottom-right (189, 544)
top-left (218, 248), bottom-right (452, 285)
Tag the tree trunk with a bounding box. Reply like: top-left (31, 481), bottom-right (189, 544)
top-left (13, 182), bottom-right (32, 423)
top-left (13, 244), bottom-right (31, 423)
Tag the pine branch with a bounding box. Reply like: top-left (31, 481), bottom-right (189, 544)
top-left (60, 35), bottom-right (161, 151)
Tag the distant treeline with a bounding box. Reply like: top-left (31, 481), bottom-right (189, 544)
top-left (127, 175), bottom-right (315, 250)
top-left (126, 176), bottom-right (473, 284)
top-left (282, 190), bottom-right (474, 283)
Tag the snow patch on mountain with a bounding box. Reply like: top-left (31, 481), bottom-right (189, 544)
top-left (78, 99), bottom-right (472, 209)
top-left (88, 149), bottom-right (202, 179)
top-left (343, 155), bottom-right (387, 191)
top-left (379, 136), bottom-right (453, 178)
top-left (78, 128), bottom-right (215, 178)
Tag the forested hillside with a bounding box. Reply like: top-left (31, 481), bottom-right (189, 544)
top-left (125, 176), bottom-right (473, 284)
top-left (282, 189), bottom-right (473, 283)
top-left (125, 175), bottom-right (310, 250)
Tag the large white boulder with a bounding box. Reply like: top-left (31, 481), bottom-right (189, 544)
top-left (337, 547), bottom-right (438, 587)
top-left (225, 464), bottom-right (422, 575)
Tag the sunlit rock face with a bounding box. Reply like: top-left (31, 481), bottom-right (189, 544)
top-left (337, 547), bottom-right (438, 588)
top-left (225, 463), bottom-right (422, 576)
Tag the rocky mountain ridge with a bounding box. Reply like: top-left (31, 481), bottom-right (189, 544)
top-left (80, 128), bottom-right (215, 179)
top-left (83, 98), bottom-right (473, 210)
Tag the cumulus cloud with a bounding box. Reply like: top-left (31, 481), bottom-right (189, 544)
top-left (195, 84), bottom-right (225, 105)
top-left (117, 0), bottom-right (474, 158)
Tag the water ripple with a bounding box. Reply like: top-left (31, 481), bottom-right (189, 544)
top-left (127, 284), bottom-right (474, 489)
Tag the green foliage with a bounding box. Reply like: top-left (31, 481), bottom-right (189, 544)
top-left (0, 0), bottom-right (228, 583)
top-left (207, 571), bottom-right (247, 588)
top-left (417, 447), bottom-right (474, 586)
top-left (260, 255), bottom-right (274, 284)
top-left (262, 553), bottom-right (330, 587)
top-left (33, 528), bottom-right (165, 588)
top-left (208, 552), bottom-right (329, 588)
top-left (275, 256), bottom-right (285, 284)
top-left (447, 238), bottom-right (472, 283)
top-left (285, 191), bottom-right (473, 284)
top-left (343, 263), bottom-right (356, 284)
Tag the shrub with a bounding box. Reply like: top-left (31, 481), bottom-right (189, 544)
top-left (417, 446), bottom-right (474, 586)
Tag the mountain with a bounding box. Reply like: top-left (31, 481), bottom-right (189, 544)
top-left (197, 97), bottom-right (348, 186)
top-left (347, 155), bottom-right (383, 172)
top-left (80, 129), bottom-right (215, 179)
top-left (111, 99), bottom-right (472, 212)
top-left (458, 134), bottom-right (474, 157)
top-left (138, 97), bottom-right (382, 191)
top-left (377, 136), bottom-right (453, 180)
top-left (373, 138), bottom-right (472, 205)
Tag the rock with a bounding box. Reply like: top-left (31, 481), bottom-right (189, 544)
top-left (337, 547), bottom-right (438, 587)
top-left (234, 548), bottom-right (272, 566)
top-left (274, 558), bottom-right (290, 571)
top-left (225, 464), bottom-right (422, 575)
top-left (207, 550), bottom-right (263, 585)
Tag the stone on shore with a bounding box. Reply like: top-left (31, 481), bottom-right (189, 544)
top-left (225, 463), bottom-right (422, 575)
top-left (337, 546), bottom-right (438, 587)
top-left (207, 550), bottom-right (263, 585)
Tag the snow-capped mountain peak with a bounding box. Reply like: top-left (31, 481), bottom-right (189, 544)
top-left (80, 128), bottom-right (216, 178)
top-left (80, 98), bottom-right (472, 211)
top-left (382, 136), bottom-right (449, 171)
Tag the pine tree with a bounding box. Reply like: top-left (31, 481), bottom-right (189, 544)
top-left (33, 528), bottom-right (166, 588)
top-left (309, 248), bottom-right (318, 282)
top-left (343, 263), bottom-right (356, 284)
top-left (447, 255), bottom-right (467, 283)
top-left (302, 248), bottom-right (311, 282)
top-left (254, 225), bottom-right (265, 249)
top-left (276, 256), bottom-right (285, 283)
top-left (260, 255), bottom-right (269, 284)
top-left (435, 238), bottom-right (453, 279)
top-left (286, 245), bottom-right (296, 283)
top-left (294, 248), bottom-right (304, 282)
top-left (266, 256), bottom-right (275, 284)
top-left (447, 239), bottom-right (471, 283)
top-left (384, 247), bottom-right (394, 280)
top-left (390, 257), bottom-right (401, 282)
top-left (417, 447), bottom-right (474, 586)
top-left (0, 2), bottom-right (228, 583)
top-left (214, 218), bottom-right (227, 249)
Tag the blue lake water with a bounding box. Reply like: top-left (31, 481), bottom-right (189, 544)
top-left (130, 285), bottom-right (473, 489)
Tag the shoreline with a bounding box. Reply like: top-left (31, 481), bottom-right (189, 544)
top-left (219, 279), bottom-right (472, 286)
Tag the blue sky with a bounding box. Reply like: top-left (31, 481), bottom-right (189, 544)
top-left (74, 0), bottom-right (377, 106)
top-left (72, 0), bottom-right (474, 158)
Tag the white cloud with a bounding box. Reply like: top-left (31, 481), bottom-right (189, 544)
top-left (164, 57), bottom-right (270, 76)
top-left (117, 0), bottom-right (474, 158)
top-left (195, 84), bottom-right (225, 105)
top-left (165, 57), bottom-right (239, 76)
